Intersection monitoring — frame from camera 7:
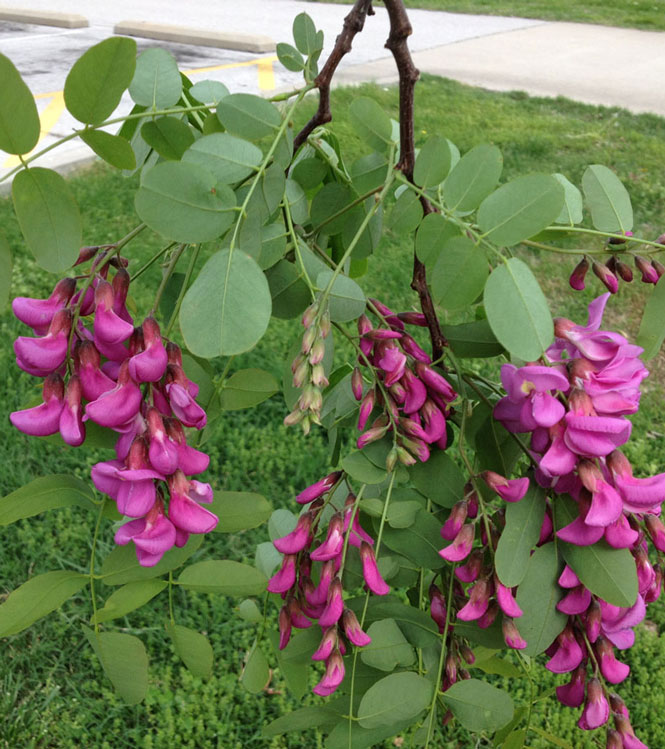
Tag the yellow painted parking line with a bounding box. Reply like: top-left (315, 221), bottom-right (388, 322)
top-left (186, 54), bottom-right (277, 77)
top-left (257, 59), bottom-right (276, 91)
top-left (1, 55), bottom-right (280, 167)
top-left (3, 91), bottom-right (66, 168)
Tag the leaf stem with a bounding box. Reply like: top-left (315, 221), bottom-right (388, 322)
top-left (424, 565), bottom-right (456, 748)
top-left (165, 243), bottom-right (201, 336)
top-left (150, 243), bottom-right (187, 316)
top-left (89, 500), bottom-right (106, 633)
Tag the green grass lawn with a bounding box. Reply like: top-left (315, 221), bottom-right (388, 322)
top-left (2, 76), bottom-right (665, 747)
top-left (307, 0), bottom-right (665, 31)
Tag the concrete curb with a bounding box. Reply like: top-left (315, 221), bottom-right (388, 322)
top-left (0, 6), bottom-right (88, 28)
top-left (114, 20), bottom-right (275, 54)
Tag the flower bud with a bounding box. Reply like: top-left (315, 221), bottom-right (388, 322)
top-left (652, 258), bottom-right (665, 278)
top-left (635, 254), bottom-right (659, 284)
top-left (592, 260), bottom-right (619, 293)
top-left (569, 256), bottom-right (589, 291)
top-left (309, 338), bottom-right (326, 365)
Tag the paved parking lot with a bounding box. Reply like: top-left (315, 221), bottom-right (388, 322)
top-left (0, 20), bottom-right (291, 180)
top-left (0, 3), bottom-right (542, 182)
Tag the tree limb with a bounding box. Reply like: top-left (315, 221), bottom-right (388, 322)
top-left (382, 0), bottom-right (447, 362)
top-left (293, 0), bottom-right (375, 151)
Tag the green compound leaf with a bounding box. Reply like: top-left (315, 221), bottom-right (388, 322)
top-left (0, 52), bottom-right (40, 154)
top-left (515, 542), bottom-right (567, 656)
top-left (310, 182), bottom-right (354, 235)
top-left (92, 579), bottom-right (167, 624)
top-left (264, 706), bottom-right (339, 737)
top-left (442, 679), bottom-right (514, 733)
top-left (293, 12), bottom-right (320, 55)
top-left (349, 97), bottom-right (394, 154)
top-left (80, 130), bottom-right (136, 170)
top-left (414, 134), bottom-right (453, 188)
top-left (0, 474), bottom-right (95, 525)
top-left (495, 483), bottom-right (546, 587)
top-left (135, 161), bottom-right (236, 243)
top-left (478, 174), bottom-right (565, 247)
top-left (166, 623), bottom-right (214, 679)
top-left (83, 627), bottom-right (149, 705)
top-left (0, 571), bottom-right (88, 637)
top-left (189, 79), bottom-right (229, 104)
top-left (415, 212), bottom-right (460, 267)
top-left (410, 449), bottom-right (466, 508)
top-left (141, 116), bottom-right (195, 160)
top-left (443, 144), bottom-right (503, 213)
top-left (637, 278), bottom-right (665, 359)
top-left (178, 560), bottom-right (267, 595)
top-left (440, 320), bottom-right (504, 359)
top-left (12, 167), bottom-right (82, 273)
top-left (582, 164), bottom-right (633, 233)
top-left (553, 173), bottom-right (583, 225)
top-left (361, 618), bottom-right (416, 672)
top-left (129, 47), bottom-right (182, 109)
top-left (277, 42), bottom-right (305, 72)
top-left (316, 270), bottom-right (367, 323)
top-left (389, 188), bottom-right (423, 235)
top-left (380, 508), bottom-right (445, 570)
top-left (342, 451), bottom-right (387, 485)
top-left (219, 368), bottom-right (279, 411)
top-left (217, 93), bottom-right (281, 140)
top-left (431, 236), bottom-right (488, 310)
top-left (358, 672), bottom-right (432, 729)
top-left (180, 249), bottom-right (271, 358)
top-left (209, 490), bottom-right (272, 533)
top-left (64, 37), bottom-right (137, 124)
top-left (183, 132), bottom-right (262, 184)
top-left (265, 259), bottom-right (310, 319)
top-left (484, 258), bottom-right (554, 361)
top-left (100, 535), bottom-right (203, 586)
top-left (240, 642), bottom-right (270, 693)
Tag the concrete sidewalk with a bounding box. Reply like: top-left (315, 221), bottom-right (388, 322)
top-left (3, 0), bottom-right (664, 115)
top-left (1, 0), bottom-right (664, 185)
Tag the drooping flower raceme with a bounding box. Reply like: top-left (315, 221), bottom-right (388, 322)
top-left (10, 249), bottom-right (217, 566)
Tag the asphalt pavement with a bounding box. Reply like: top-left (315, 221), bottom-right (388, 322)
top-left (1, 1), bottom-right (664, 182)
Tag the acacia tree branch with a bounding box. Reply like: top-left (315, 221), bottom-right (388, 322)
top-left (293, 0), bottom-right (375, 151)
top-left (382, 0), bottom-right (447, 362)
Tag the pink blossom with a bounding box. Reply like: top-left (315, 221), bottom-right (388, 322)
top-left (313, 649), bottom-right (345, 697)
top-left (546, 626), bottom-right (585, 673)
top-left (12, 277), bottom-right (76, 334)
top-left (556, 665), bottom-right (586, 707)
top-left (482, 471), bottom-right (529, 502)
top-left (578, 677), bottom-right (609, 730)
top-left (114, 499), bottom-right (176, 567)
top-left (440, 524), bottom-right (474, 562)
top-left (10, 373), bottom-right (64, 436)
top-left (296, 472), bottom-right (341, 504)
top-left (85, 361), bottom-right (142, 428)
top-left (359, 542), bottom-right (390, 595)
top-left (128, 317), bottom-right (167, 383)
top-left (342, 608), bottom-right (371, 647)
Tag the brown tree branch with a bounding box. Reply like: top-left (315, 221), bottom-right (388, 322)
top-left (293, 0), bottom-right (375, 151)
top-left (382, 0), bottom-right (447, 362)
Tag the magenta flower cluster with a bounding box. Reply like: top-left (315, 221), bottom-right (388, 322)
top-left (353, 299), bottom-right (457, 467)
top-left (10, 253), bottom-right (217, 566)
top-left (266, 472), bottom-right (390, 696)
top-left (487, 293), bottom-right (665, 743)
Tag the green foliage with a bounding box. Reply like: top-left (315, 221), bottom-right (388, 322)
top-left (484, 258), bottom-right (554, 360)
top-left (64, 37), bottom-right (137, 125)
top-left (179, 249), bottom-right (272, 358)
top-left (12, 167), bottom-right (82, 272)
top-left (0, 52), bottom-right (40, 155)
top-left (495, 484), bottom-right (546, 587)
